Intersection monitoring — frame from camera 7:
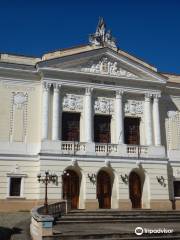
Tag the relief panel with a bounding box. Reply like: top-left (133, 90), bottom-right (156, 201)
top-left (10, 92), bottom-right (28, 142)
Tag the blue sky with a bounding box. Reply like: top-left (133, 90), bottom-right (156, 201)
top-left (0, 0), bottom-right (180, 73)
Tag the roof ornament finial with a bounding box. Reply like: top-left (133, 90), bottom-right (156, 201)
top-left (89, 17), bottom-right (117, 49)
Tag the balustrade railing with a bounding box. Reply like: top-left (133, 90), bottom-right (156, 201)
top-left (127, 145), bottom-right (148, 156)
top-left (38, 201), bottom-right (67, 219)
top-left (31, 201), bottom-right (69, 240)
top-left (61, 141), bottom-right (148, 157)
top-left (95, 143), bottom-right (118, 153)
top-left (61, 141), bottom-right (86, 154)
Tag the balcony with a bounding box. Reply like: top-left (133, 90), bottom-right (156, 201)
top-left (41, 141), bottom-right (166, 158)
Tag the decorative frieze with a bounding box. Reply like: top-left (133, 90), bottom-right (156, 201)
top-left (63, 94), bottom-right (83, 112)
top-left (124, 100), bottom-right (143, 116)
top-left (94, 97), bottom-right (114, 114)
top-left (81, 57), bottom-right (138, 78)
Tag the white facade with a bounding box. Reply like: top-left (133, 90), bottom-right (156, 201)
top-left (0, 19), bottom-right (180, 211)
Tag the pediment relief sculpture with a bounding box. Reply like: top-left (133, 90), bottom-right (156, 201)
top-left (81, 57), bottom-right (138, 78)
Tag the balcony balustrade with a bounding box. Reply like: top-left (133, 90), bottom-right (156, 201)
top-left (126, 145), bottom-right (148, 157)
top-left (95, 143), bottom-right (118, 154)
top-left (41, 140), bottom-right (165, 158)
top-left (61, 141), bottom-right (86, 154)
top-left (61, 141), bottom-right (149, 157)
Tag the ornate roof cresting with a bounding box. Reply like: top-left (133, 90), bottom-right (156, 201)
top-left (89, 17), bottom-right (117, 49)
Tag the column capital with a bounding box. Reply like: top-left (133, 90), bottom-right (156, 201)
top-left (53, 83), bottom-right (61, 92)
top-left (145, 92), bottom-right (152, 100)
top-left (153, 92), bottom-right (161, 100)
top-left (116, 89), bottom-right (124, 98)
top-left (85, 87), bottom-right (93, 95)
top-left (43, 82), bottom-right (51, 91)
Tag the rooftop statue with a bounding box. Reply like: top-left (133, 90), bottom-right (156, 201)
top-left (89, 17), bottom-right (117, 49)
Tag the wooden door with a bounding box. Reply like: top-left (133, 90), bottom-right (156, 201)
top-left (97, 171), bottom-right (111, 209)
top-left (94, 115), bottom-right (111, 143)
top-left (62, 113), bottom-right (80, 141)
top-left (129, 172), bottom-right (142, 208)
top-left (124, 117), bottom-right (140, 145)
top-left (62, 170), bottom-right (79, 209)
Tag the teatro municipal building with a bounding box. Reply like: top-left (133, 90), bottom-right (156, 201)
top-left (0, 18), bottom-right (180, 211)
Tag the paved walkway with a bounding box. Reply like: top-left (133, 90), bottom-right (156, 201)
top-left (0, 212), bottom-right (31, 240)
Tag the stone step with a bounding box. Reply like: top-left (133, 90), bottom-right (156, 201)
top-left (51, 211), bottom-right (180, 239)
top-left (62, 214), bottom-right (180, 219)
top-left (69, 210), bottom-right (180, 215)
top-left (45, 232), bottom-right (180, 240)
top-left (57, 219), bottom-right (180, 224)
top-left (57, 211), bottom-right (180, 223)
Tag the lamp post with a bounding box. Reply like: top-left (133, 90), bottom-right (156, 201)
top-left (37, 170), bottom-right (58, 214)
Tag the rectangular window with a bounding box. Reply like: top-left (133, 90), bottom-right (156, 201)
top-left (94, 115), bottom-right (111, 143)
top-left (62, 112), bottom-right (80, 141)
top-left (124, 117), bottom-right (140, 145)
top-left (174, 181), bottom-right (180, 197)
top-left (10, 177), bottom-right (21, 196)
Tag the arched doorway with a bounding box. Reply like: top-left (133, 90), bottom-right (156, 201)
top-left (129, 171), bottom-right (142, 208)
top-left (97, 170), bottom-right (111, 209)
top-left (62, 169), bottom-right (79, 209)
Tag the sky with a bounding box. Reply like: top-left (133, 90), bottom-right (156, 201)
top-left (0, 0), bottom-right (180, 73)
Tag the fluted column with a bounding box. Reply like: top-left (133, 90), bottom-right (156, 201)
top-left (42, 82), bottom-right (50, 140)
top-left (144, 93), bottom-right (153, 145)
top-left (153, 93), bottom-right (161, 146)
top-left (84, 88), bottom-right (93, 142)
top-left (52, 83), bottom-right (61, 141)
top-left (116, 90), bottom-right (124, 144)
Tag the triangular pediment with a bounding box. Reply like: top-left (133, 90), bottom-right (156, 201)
top-left (62, 55), bottom-right (139, 79)
top-left (38, 47), bottom-right (167, 84)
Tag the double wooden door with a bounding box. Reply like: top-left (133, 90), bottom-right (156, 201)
top-left (129, 172), bottom-right (142, 208)
top-left (124, 117), bottom-right (140, 145)
top-left (97, 171), bottom-right (111, 209)
top-left (62, 170), bottom-right (79, 209)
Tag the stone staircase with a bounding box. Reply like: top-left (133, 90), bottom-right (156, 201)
top-left (57, 209), bottom-right (180, 223)
top-left (44, 210), bottom-right (180, 239)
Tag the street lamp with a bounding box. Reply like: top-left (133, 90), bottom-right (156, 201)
top-left (37, 170), bottom-right (58, 214)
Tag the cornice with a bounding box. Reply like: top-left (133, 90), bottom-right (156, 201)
top-left (40, 154), bottom-right (168, 165)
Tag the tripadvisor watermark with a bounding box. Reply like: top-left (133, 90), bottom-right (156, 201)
top-left (135, 226), bottom-right (174, 236)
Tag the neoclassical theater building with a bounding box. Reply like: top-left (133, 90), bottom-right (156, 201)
top-left (0, 19), bottom-right (180, 211)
